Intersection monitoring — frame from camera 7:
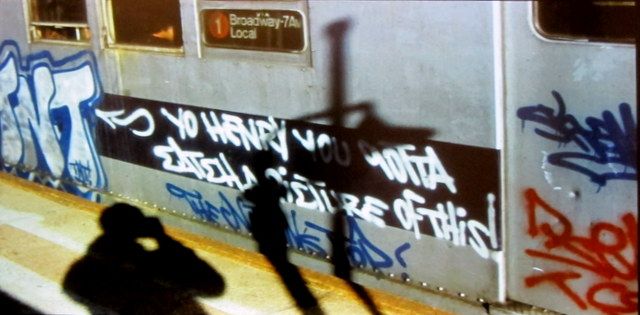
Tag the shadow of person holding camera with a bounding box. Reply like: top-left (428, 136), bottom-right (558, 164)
top-left (63, 203), bottom-right (225, 315)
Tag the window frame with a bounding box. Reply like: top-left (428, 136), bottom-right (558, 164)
top-left (532, 1), bottom-right (635, 45)
top-left (24, 0), bottom-right (92, 45)
top-left (101, 0), bottom-right (185, 54)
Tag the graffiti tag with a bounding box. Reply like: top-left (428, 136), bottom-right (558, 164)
top-left (97, 89), bottom-right (501, 258)
top-left (523, 188), bottom-right (637, 314)
top-left (0, 40), bottom-right (107, 200)
top-left (166, 182), bottom-right (411, 270)
top-left (166, 182), bottom-right (252, 231)
top-left (517, 90), bottom-right (637, 189)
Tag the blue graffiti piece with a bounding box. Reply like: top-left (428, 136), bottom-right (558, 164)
top-left (305, 218), bottom-right (398, 270)
top-left (218, 191), bottom-right (250, 231)
top-left (167, 182), bottom-right (219, 223)
top-left (394, 242), bottom-right (412, 268)
top-left (69, 160), bottom-right (93, 186)
top-left (286, 210), bottom-right (327, 256)
top-left (165, 182), bottom-right (412, 270)
top-left (166, 183), bottom-right (251, 231)
top-left (346, 216), bottom-right (393, 269)
top-left (0, 40), bottom-right (107, 201)
top-left (517, 90), bottom-right (637, 188)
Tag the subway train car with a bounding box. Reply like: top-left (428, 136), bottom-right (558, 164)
top-left (0, 1), bottom-right (636, 314)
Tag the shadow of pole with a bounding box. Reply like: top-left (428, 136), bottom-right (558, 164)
top-left (331, 211), bottom-right (382, 315)
top-left (324, 19), bottom-right (382, 315)
top-left (326, 19), bottom-right (351, 128)
top-left (297, 19), bottom-right (434, 144)
top-left (244, 151), bottom-right (323, 315)
top-left (249, 17), bottom-right (436, 315)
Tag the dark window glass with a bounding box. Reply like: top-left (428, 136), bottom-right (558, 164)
top-left (29, 0), bottom-right (90, 42)
top-left (32, 0), bottom-right (87, 23)
top-left (110, 0), bottom-right (183, 48)
top-left (535, 1), bottom-right (635, 43)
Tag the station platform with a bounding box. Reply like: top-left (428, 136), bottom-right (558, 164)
top-left (0, 172), bottom-right (455, 315)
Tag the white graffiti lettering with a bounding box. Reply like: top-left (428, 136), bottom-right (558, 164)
top-left (153, 136), bottom-right (255, 190)
top-left (358, 141), bottom-right (457, 194)
top-left (200, 111), bottom-right (289, 162)
top-left (161, 107), bottom-right (199, 139)
top-left (265, 167), bottom-right (388, 227)
top-left (260, 164), bottom-right (496, 258)
top-left (96, 108), bottom-right (155, 137)
top-left (89, 77), bottom-right (498, 259)
top-left (292, 128), bottom-right (351, 166)
top-left (393, 188), bottom-right (498, 259)
top-left (393, 189), bottom-right (428, 239)
top-left (266, 167), bottom-right (337, 213)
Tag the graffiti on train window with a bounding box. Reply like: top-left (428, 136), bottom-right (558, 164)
top-left (534, 1), bottom-right (635, 44)
top-left (522, 188), bottom-right (637, 315)
top-left (96, 94), bottom-right (501, 260)
top-left (0, 40), bottom-right (107, 201)
top-left (517, 90), bottom-right (637, 190)
top-left (28, 0), bottom-right (91, 43)
top-left (104, 0), bottom-right (183, 49)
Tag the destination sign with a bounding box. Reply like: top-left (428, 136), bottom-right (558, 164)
top-left (201, 9), bottom-right (305, 53)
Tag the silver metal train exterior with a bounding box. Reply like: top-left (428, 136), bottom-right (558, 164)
top-left (0, 1), bottom-right (636, 314)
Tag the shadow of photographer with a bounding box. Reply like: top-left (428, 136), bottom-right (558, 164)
top-left (63, 203), bottom-right (225, 314)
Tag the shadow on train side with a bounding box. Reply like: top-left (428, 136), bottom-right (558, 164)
top-left (244, 150), bottom-right (324, 314)
top-left (298, 20), bottom-right (435, 145)
top-left (317, 19), bottom-right (401, 315)
top-left (242, 19), bottom-right (436, 315)
top-left (295, 19), bottom-right (436, 185)
top-left (63, 203), bottom-right (225, 314)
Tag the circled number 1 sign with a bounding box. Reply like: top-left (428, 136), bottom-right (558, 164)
top-left (201, 9), bottom-right (305, 53)
top-left (208, 11), bottom-right (230, 39)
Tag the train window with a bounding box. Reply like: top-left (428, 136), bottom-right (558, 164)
top-left (28, 0), bottom-right (91, 43)
top-left (105, 0), bottom-right (183, 49)
top-left (534, 1), bottom-right (635, 43)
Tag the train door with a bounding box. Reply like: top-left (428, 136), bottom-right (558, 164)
top-left (503, 2), bottom-right (636, 314)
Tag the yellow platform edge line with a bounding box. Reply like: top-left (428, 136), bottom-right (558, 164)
top-left (0, 172), bottom-right (451, 315)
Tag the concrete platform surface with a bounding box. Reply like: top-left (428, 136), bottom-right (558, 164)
top-left (0, 172), bottom-right (453, 315)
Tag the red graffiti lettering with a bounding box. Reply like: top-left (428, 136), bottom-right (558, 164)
top-left (523, 188), bottom-right (637, 315)
top-left (525, 271), bottom-right (587, 309)
top-left (587, 283), bottom-right (638, 314)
